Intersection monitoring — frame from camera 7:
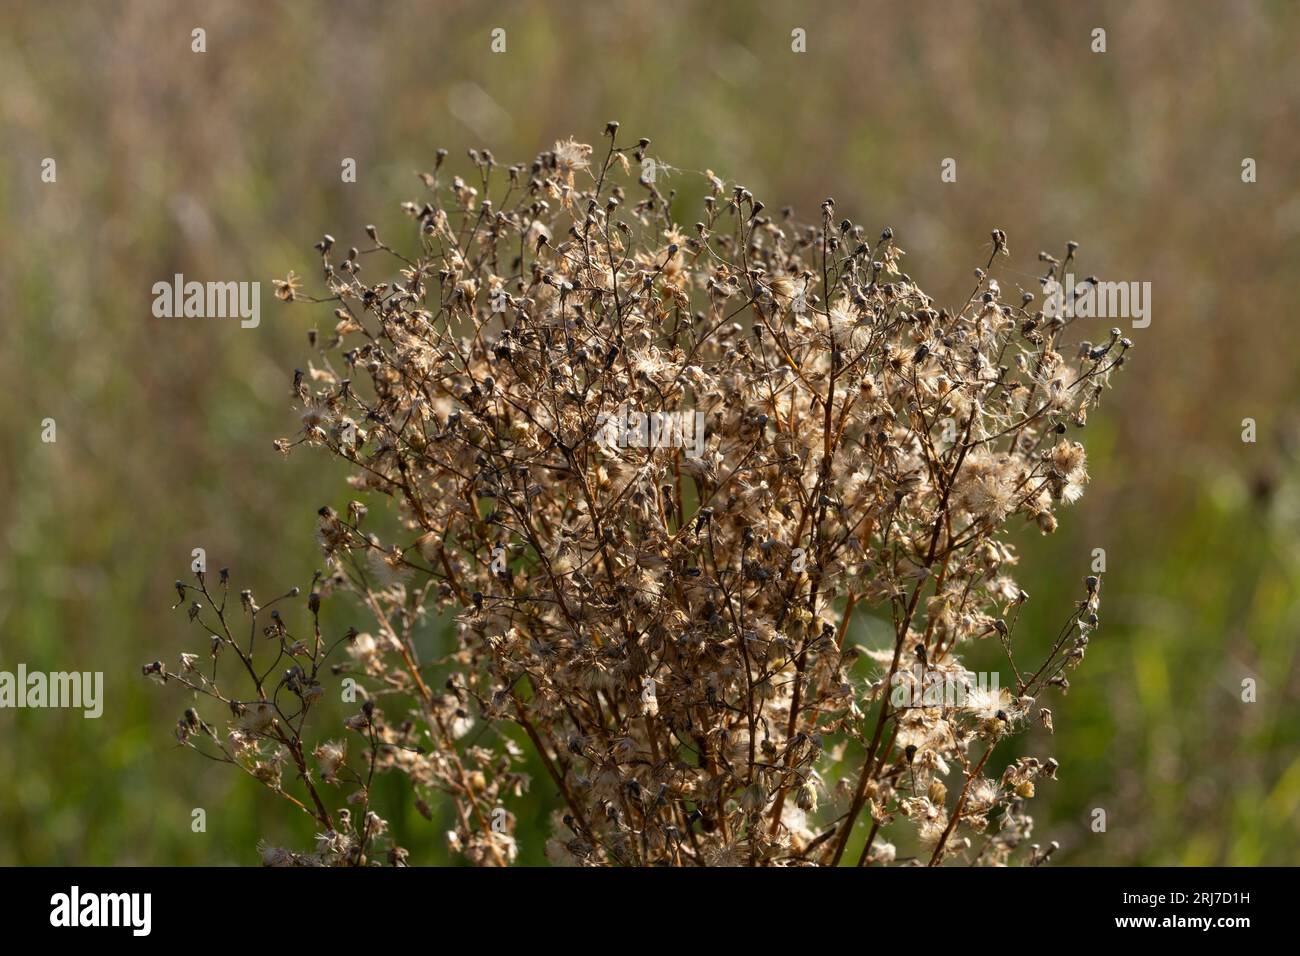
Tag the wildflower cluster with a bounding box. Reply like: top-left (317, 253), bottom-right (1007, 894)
top-left (151, 126), bottom-right (1128, 866)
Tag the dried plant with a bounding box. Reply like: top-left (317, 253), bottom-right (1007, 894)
top-left (148, 126), bottom-right (1129, 866)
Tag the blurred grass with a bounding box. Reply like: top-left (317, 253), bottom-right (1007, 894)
top-left (0, 0), bottom-right (1297, 865)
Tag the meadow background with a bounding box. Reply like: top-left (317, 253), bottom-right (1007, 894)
top-left (1, 0), bottom-right (1297, 865)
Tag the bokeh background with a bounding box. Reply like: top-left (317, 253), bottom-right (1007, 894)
top-left (1, 0), bottom-right (1297, 865)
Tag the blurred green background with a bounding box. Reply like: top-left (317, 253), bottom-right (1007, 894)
top-left (1, 0), bottom-right (1297, 865)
